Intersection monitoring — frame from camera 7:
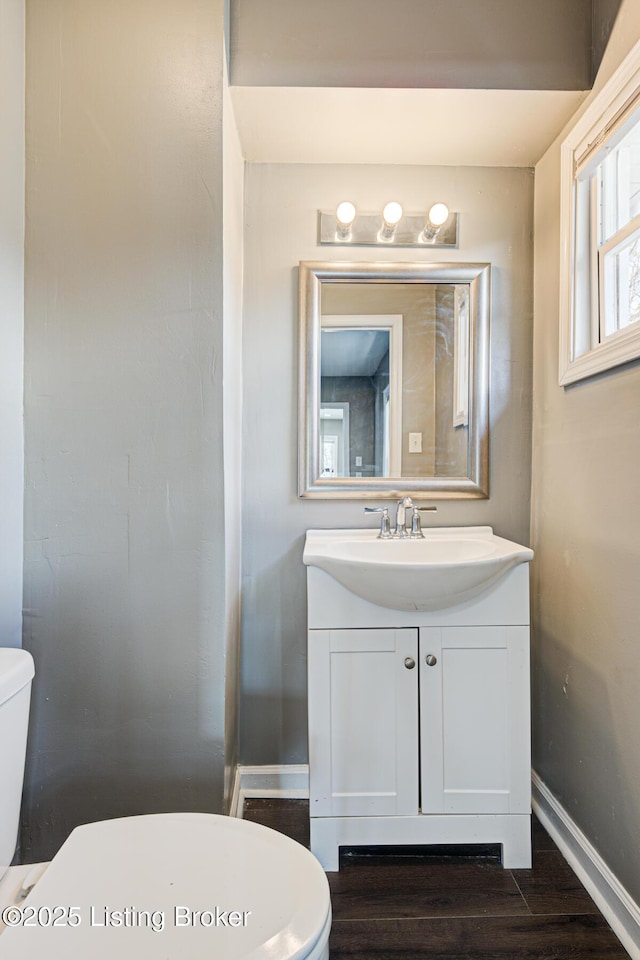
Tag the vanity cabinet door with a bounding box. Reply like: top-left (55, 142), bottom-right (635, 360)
top-left (308, 628), bottom-right (419, 818)
top-left (419, 626), bottom-right (531, 815)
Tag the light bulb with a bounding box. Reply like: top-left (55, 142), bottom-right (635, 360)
top-left (428, 202), bottom-right (449, 227)
top-left (378, 201), bottom-right (403, 242)
top-left (336, 201), bottom-right (356, 225)
top-left (382, 201), bottom-right (403, 225)
top-left (420, 202), bottom-right (450, 243)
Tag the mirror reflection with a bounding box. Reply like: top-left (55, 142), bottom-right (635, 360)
top-left (320, 328), bottom-right (392, 478)
top-left (321, 283), bottom-right (470, 480)
top-left (298, 261), bottom-right (489, 499)
top-left (320, 319), bottom-right (399, 478)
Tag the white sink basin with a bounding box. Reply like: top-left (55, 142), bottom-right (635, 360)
top-left (303, 526), bottom-right (533, 611)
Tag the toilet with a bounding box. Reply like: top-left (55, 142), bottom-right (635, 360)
top-left (0, 648), bottom-right (35, 880)
top-left (0, 654), bottom-right (331, 959)
top-left (1, 813), bottom-right (332, 958)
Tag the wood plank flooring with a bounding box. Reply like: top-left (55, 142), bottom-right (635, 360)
top-left (243, 798), bottom-right (630, 960)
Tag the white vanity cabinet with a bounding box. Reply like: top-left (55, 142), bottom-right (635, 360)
top-left (306, 553), bottom-right (532, 872)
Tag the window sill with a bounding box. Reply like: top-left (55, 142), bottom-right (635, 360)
top-left (559, 321), bottom-right (640, 385)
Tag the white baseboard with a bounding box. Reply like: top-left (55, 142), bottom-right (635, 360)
top-left (532, 771), bottom-right (640, 960)
top-left (229, 765), bottom-right (309, 819)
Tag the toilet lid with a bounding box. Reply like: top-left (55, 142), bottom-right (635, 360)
top-left (0, 648), bottom-right (34, 706)
top-left (1, 813), bottom-right (331, 959)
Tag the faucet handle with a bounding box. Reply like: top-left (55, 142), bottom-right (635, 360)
top-left (409, 505), bottom-right (437, 539)
top-left (364, 506), bottom-right (392, 539)
top-left (409, 507), bottom-right (424, 539)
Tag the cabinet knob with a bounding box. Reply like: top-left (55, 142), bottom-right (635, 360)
top-left (425, 654), bottom-right (438, 667)
top-left (404, 657), bottom-right (416, 670)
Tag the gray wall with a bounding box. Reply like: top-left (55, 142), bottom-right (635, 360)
top-left (532, 0), bottom-right (640, 908)
top-left (0, 0), bottom-right (24, 651)
top-left (593, 0), bottom-right (624, 82)
top-left (321, 377), bottom-right (376, 477)
top-left (241, 162), bottom-right (533, 764)
top-left (230, 0), bottom-right (592, 91)
top-left (22, 0), bottom-right (237, 861)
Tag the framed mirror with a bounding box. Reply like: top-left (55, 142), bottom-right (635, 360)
top-left (298, 261), bottom-right (490, 499)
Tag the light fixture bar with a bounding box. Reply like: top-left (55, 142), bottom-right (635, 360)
top-left (319, 209), bottom-right (459, 247)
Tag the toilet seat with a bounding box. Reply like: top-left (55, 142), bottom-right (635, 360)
top-left (1, 813), bottom-right (331, 959)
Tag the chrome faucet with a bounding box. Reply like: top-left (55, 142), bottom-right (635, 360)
top-left (365, 499), bottom-right (437, 539)
top-left (394, 497), bottom-right (414, 538)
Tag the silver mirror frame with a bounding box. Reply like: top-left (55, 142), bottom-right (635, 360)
top-left (298, 261), bottom-right (490, 499)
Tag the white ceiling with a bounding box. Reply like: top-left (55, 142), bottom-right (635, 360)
top-left (230, 87), bottom-right (587, 166)
top-left (321, 329), bottom-right (389, 378)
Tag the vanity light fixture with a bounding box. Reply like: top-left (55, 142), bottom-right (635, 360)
top-left (420, 202), bottom-right (450, 244)
top-left (319, 201), bottom-right (458, 247)
top-left (335, 201), bottom-right (356, 241)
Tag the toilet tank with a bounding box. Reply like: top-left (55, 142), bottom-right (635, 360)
top-left (0, 649), bottom-right (35, 879)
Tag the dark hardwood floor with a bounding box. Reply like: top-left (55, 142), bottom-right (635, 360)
top-left (243, 798), bottom-right (630, 960)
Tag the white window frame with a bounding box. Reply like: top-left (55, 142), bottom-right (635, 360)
top-left (453, 285), bottom-right (470, 428)
top-left (559, 38), bottom-right (640, 385)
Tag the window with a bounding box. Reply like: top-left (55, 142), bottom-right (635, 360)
top-left (559, 40), bottom-right (640, 384)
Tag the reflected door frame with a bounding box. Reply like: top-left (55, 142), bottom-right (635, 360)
top-left (320, 402), bottom-right (350, 476)
top-left (320, 314), bottom-right (403, 477)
